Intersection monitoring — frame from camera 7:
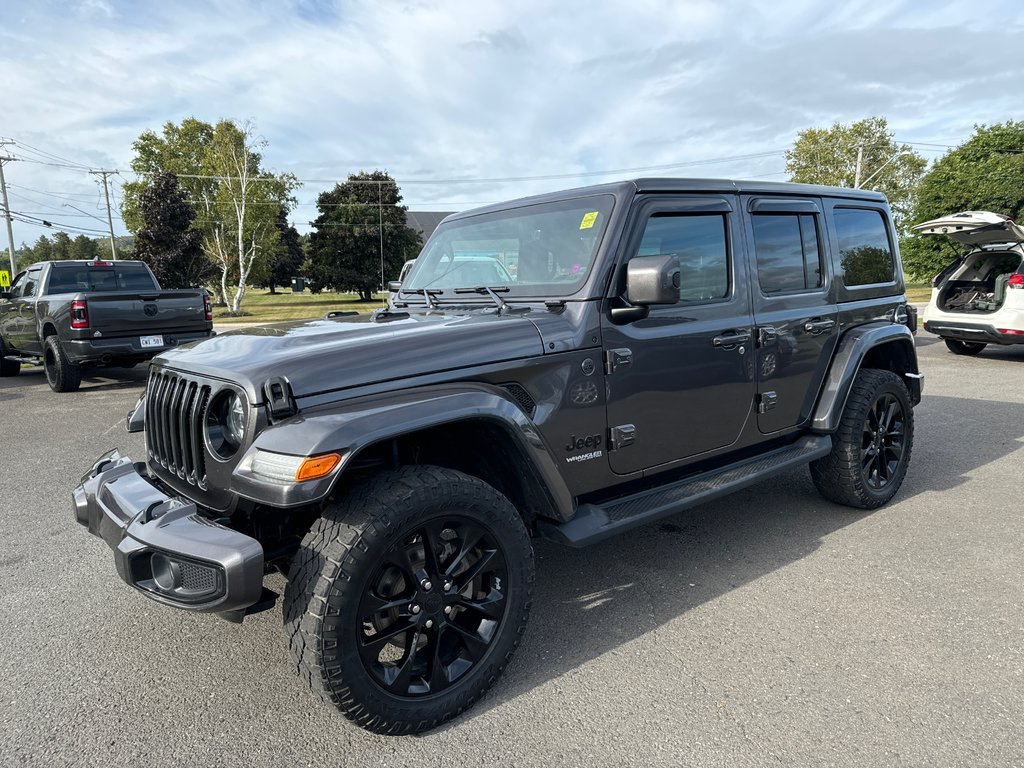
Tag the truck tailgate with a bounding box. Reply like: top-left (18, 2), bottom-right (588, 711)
top-left (83, 291), bottom-right (209, 336)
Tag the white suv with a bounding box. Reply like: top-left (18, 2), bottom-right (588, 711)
top-left (917, 211), bottom-right (1024, 355)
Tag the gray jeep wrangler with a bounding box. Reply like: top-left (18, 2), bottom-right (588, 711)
top-left (73, 179), bottom-right (921, 734)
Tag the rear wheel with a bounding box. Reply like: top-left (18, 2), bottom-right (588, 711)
top-left (944, 338), bottom-right (987, 356)
top-left (0, 338), bottom-right (20, 377)
top-left (284, 465), bottom-right (534, 734)
top-left (43, 335), bottom-right (82, 392)
top-left (810, 368), bottom-right (913, 509)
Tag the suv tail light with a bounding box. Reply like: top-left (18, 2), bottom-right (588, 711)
top-left (1008, 273), bottom-right (1024, 289)
top-left (71, 299), bottom-right (89, 329)
top-left (203, 294), bottom-right (213, 321)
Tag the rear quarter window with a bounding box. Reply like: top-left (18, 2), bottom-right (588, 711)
top-left (832, 208), bottom-right (895, 287)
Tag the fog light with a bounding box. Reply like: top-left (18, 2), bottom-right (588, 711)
top-left (151, 552), bottom-right (181, 591)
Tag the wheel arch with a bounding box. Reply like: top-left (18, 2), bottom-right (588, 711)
top-left (239, 383), bottom-right (575, 525)
top-left (811, 323), bottom-right (921, 434)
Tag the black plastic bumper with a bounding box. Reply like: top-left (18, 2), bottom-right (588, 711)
top-left (64, 329), bottom-right (214, 363)
top-left (72, 450), bottom-right (265, 620)
top-left (923, 320), bottom-right (1024, 345)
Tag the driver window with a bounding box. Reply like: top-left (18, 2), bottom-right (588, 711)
top-left (8, 271), bottom-right (28, 299)
top-left (634, 213), bottom-right (730, 302)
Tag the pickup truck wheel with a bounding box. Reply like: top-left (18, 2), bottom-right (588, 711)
top-left (284, 465), bottom-right (534, 734)
top-left (0, 339), bottom-right (19, 377)
top-left (810, 368), bottom-right (913, 509)
top-left (944, 338), bottom-right (987, 356)
top-left (43, 335), bottom-right (82, 392)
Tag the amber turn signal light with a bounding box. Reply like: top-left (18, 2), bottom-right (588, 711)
top-left (295, 453), bottom-right (342, 482)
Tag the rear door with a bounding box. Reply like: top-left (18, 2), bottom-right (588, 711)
top-left (743, 197), bottom-right (838, 434)
top-left (10, 267), bottom-right (43, 353)
top-left (602, 194), bottom-right (755, 475)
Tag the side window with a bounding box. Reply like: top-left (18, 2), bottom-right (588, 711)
top-left (833, 208), bottom-right (895, 287)
top-left (23, 269), bottom-right (42, 298)
top-left (8, 272), bottom-right (27, 299)
top-left (751, 214), bottom-right (823, 294)
top-left (634, 213), bottom-right (729, 302)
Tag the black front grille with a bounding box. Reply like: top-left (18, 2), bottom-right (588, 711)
top-left (147, 371), bottom-right (210, 488)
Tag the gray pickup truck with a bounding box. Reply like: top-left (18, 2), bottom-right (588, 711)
top-left (0, 259), bottom-right (213, 391)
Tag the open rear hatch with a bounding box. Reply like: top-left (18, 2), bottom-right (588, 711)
top-left (914, 211), bottom-right (1024, 314)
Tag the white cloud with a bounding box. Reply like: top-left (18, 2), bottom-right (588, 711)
top-left (2, 0), bottom-right (1023, 248)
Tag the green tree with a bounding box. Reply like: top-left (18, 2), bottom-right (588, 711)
top-left (785, 117), bottom-right (927, 230)
top-left (132, 170), bottom-right (211, 288)
top-left (308, 171), bottom-right (422, 301)
top-left (262, 208), bottom-right (304, 293)
top-left (901, 121), bottom-right (1024, 279)
top-left (69, 234), bottom-right (100, 261)
top-left (121, 118), bottom-right (296, 311)
top-left (52, 232), bottom-right (73, 260)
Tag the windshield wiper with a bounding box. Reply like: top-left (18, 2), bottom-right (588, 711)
top-left (454, 285), bottom-right (511, 314)
top-left (398, 287), bottom-right (443, 309)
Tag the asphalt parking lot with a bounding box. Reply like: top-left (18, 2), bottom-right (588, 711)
top-left (1, 332), bottom-right (1022, 767)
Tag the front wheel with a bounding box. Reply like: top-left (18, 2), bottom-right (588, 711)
top-left (0, 338), bottom-right (20, 377)
top-left (944, 338), bottom-right (987, 356)
top-left (284, 465), bottom-right (534, 734)
top-left (810, 368), bottom-right (914, 509)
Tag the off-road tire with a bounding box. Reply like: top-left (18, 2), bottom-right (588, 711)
top-left (810, 368), bottom-right (913, 509)
top-left (0, 338), bottom-right (19, 377)
top-left (944, 338), bottom-right (987, 356)
top-left (284, 465), bottom-right (534, 735)
top-left (43, 335), bottom-right (82, 392)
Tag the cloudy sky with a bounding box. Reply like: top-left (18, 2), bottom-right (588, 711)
top-left (2, 0), bottom-right (1022, 250)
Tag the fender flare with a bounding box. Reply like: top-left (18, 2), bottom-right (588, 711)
top-left (231, 382), bottom-right (575, 519)
top-left (811, 323), bottom-right (920, 434)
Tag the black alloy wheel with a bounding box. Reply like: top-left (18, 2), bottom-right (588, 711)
top-left (860, 391), bottom-right (906, 491)
top-left (284, 465), bottom-right (534, 734)
top-left (357, 516), bottom-right (509, 697)
top-left (810, 368), bottom-right (914, 509)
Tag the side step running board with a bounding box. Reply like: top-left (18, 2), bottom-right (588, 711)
top-left (540, 436), bottom-right (832, 547)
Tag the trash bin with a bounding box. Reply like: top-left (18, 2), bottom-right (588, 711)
top-left (291, 277), bottom-right (306, 293)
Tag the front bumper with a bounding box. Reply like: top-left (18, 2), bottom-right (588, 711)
top-left (72, 450), bottom-right (265, 620)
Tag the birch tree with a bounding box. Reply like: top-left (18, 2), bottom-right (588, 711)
top-left (122, 118), bottom-right (296, 310)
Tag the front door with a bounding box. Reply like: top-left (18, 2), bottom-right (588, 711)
top-left (743, 197), bottom-right (838, 433)
top-left (603, 195), bottom-right (755, 475)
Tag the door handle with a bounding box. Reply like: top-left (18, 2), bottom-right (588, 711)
top-left (803, 319), bottom-right (836, 335)
top-left (712, 331), bottom-right (752, 348)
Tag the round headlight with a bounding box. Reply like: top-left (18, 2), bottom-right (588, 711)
top-left (226, 393), bottom-right (246, 445)
top-left (206, 390), bottom-right (247, 459)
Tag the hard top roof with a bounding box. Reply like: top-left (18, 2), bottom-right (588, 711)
top-left (443, 177), bottom-right (887, 222)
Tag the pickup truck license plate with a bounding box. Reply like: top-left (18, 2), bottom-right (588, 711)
top-left (140, 335), bottom-right (164, 349)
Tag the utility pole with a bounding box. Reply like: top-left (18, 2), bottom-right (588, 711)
top-left (89, 169), bottom-right (118, 259)
top-left (0, 140), bottom-right (17, 279)
top-left (378, 181), bottom-right (385, 305)
top-left (854, 145), bottom-right (864, 189)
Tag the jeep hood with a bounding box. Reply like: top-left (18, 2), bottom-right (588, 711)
top-left (912, 211), bottom-right (1024, 247)
top-left (155, 311), bottom-right (545, 401)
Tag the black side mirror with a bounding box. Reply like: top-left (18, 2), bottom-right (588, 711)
top-left (387, 281), bottom-right (403, 292)
top-left (626, 255), bottom-right (680, 305)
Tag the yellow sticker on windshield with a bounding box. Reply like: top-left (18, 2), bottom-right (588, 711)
top-left (579, 211), bottom-right (599, 230)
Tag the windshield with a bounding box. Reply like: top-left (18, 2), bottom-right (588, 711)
top-left (402, 194), bottom-right (615, 298)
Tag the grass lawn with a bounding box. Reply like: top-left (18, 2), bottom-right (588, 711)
top-left (214, 290), bottom-right (388, 323)
top-left (905, 282), bottom-right (932, 304)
